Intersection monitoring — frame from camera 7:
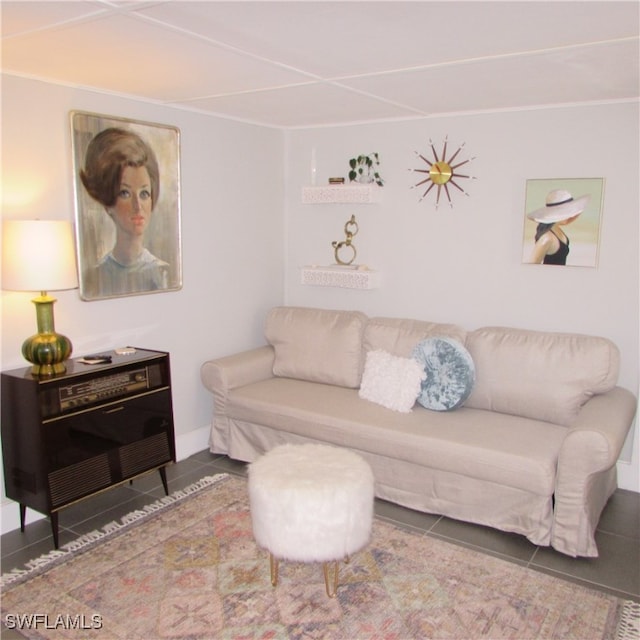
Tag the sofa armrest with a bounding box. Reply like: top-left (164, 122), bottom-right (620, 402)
top-left (559, 387), bottom-right (637, 474)
top-left (201, 345), bottom-right (275, 397)
top-left (201, 346), bottom-right (275, 453)
top-left (552, 386), bottom-right (637, 556)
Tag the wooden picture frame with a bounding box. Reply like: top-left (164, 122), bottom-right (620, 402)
top-left (71, 111), bottom-right (182, 300)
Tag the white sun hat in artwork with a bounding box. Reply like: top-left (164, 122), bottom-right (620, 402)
top-left (527, 189), bottom-right (590, 223)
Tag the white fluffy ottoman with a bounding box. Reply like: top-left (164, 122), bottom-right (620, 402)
top-left (248, 443), bottom-right (374, 597)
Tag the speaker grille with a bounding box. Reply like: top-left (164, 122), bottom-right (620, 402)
top-left (49, 455), bottom-right (111, 507)
top-left (119, 432), bottom-right (171, 478)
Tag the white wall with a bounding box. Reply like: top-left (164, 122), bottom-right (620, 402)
top-left (1, 75), bottom-right (285, 531)
top-left (284, 102), bottom-right (639, 492)
top-left (1, 76), bottom-right (638, 537)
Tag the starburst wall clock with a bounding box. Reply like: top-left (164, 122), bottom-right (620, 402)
top-left (411, 137), bottom-right (476, 208)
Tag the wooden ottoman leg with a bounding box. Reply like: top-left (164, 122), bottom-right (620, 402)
top-left (269, 552), bottom-right (279, 587)
top-left (323, 560), bottom-right (339, 598)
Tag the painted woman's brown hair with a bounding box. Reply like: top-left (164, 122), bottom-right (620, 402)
top-left (80, 128), bottom-right (160, 209)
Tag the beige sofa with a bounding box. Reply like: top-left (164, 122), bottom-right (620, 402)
top-left (200, 306), bottom-right (637, 557)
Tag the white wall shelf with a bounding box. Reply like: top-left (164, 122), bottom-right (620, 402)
top-left (301, 265), bottom-right (380, 289)
top-left (301, 184), bottom-right (382, 204)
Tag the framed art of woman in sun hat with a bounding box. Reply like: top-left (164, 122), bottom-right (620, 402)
top-left (522, 178), bottom-right (604, 268)
top-left (71, 111), bottom-right (182, 300)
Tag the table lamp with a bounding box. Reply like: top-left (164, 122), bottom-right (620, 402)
top-left (2, 219), bottom-right (79, 376)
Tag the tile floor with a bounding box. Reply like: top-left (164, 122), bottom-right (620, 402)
top-left (2, 450), bottom-right (639, 624)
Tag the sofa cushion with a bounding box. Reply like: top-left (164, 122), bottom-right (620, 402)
top-left (225, 377), bottom-right (566, 496)
top-left (359, 349), bottom-right (426, 413)
top-left (412, 337), bottom-right (475, 411)
top-left (265, 306), bottom-right (367, 388)
top-left (465, 327), bottom-right (620, 426)
top-left (364, 317), bottom-right (467, 357)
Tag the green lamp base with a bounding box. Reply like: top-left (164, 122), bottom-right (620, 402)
top-left (22, 332), bottom-right (73, 376)
top-left (22, 293), bottom-right (73, 377)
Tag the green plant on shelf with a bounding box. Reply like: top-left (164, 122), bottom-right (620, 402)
top-left (348, 153), bottom-right (384, 186)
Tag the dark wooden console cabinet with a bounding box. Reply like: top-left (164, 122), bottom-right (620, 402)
top-left (1, 348), bottom-right (176, 548)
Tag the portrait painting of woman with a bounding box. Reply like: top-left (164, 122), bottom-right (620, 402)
top-left (521, 178), bottom-right (604, 268)
top-left (71, 112), bottom-right (182, 300)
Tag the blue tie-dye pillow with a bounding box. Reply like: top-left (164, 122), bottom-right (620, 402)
top-left (412, 337), bottom-right (475, 411)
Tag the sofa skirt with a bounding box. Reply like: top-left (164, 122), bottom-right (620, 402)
top-left (211, 417), bottom-right (554, 548)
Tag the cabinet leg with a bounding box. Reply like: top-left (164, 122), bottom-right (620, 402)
top-left (159, 466), bottom-right (169, 496)
top-left (50, 512), bottom-right (59, 549)
top-left (19, 503), bottom-right (26, 532)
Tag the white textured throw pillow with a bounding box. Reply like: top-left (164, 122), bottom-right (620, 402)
top-left (359, 349), bottom-right (426, 413)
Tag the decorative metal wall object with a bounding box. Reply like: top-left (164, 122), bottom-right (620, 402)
top-left (410, 137), bottom-right (475, 208)
top-left (332, 215), bottom-right (359, 265)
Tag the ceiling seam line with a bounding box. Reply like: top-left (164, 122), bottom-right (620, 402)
top-left (326, 35), bottom-right (640, 82)
top-left (127, 10), bottom-right (325, 83)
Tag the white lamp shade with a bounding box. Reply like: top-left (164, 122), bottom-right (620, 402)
top-left (2, 220), bottom-right (79, 292)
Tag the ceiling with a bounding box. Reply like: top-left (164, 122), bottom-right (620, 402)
top-left (2, 1), bottom-right (639, 129)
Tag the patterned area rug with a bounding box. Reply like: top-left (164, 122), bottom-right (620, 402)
top-left (1, 474), bottom-right (638, 640)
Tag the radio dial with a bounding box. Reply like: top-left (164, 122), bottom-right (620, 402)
top-left (57, 367), bottom-right (151, 412)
